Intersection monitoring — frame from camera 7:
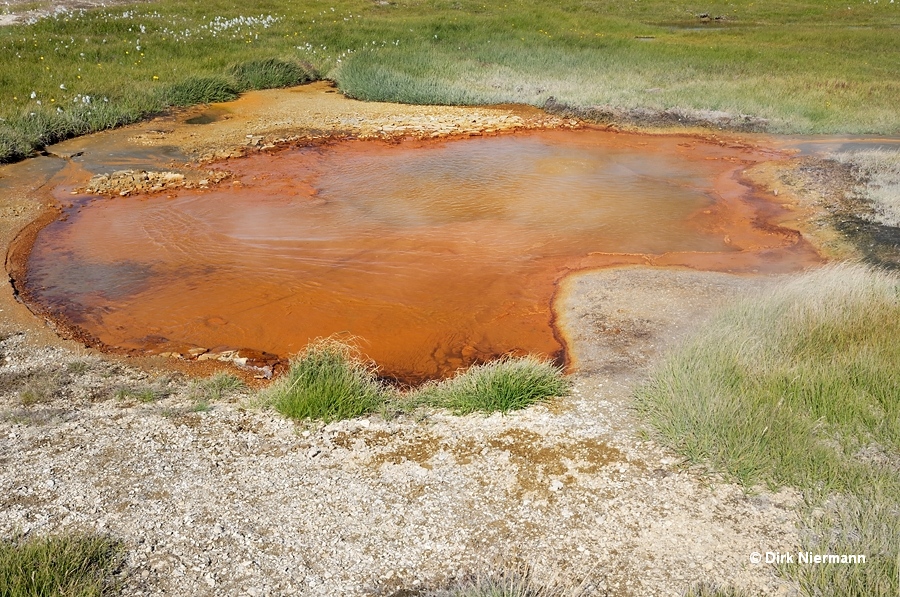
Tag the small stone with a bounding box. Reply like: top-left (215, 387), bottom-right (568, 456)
top-left (549, 480), bottom-right (564, 492)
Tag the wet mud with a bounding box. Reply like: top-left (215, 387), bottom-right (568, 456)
top-left (12, 125), bottom-right (821, 384)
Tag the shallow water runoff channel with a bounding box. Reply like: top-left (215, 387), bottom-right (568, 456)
top-left (5, 94), bottom-right (827, 384)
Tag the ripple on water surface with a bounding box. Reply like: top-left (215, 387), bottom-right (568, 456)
top-left (25, 129), bottom-right (805, 382)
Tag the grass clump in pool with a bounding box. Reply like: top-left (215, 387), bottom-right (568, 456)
top-left (419, 356), bottom-right (570, 415)
top-left (230, 58), bottom-right (316, 91)
top-left (635, 262), bottom-right (900, 596)
top-left (0, 532), bottom-right (122, 597)
top-left (265, 340), bottom-right (389, 423)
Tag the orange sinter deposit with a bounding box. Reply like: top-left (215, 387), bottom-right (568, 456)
top-left (19, 128), bottom-right (820, 383)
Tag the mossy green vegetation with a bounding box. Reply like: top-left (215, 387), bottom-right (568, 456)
top-left (262, 340), bottom-right (569, 422)
top-left (635, 263), bottom-right (900, 596)
top-left (0, 0), bottom-right (898, 161)
top-left (0, 532), bottom-right (122, 597)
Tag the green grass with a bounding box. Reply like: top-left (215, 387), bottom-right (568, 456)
top-left (635, 262), bottom-right (900, 596)
top-left (65, 360), bottom-right (91, 376)
top-left (0, 532), bottom-right (122, 597)
top-left (0, 0), bottom-right (898, 161)
top-left (113, 384), bottom-right (165, 403)
top-left (190, 371), bottom-right (244, 401)
top-left (187, 371), bottom-right (245, 411)
top-left (418, 356), bottom-right (571, 415)
top-left (18, 372), bottom-right (60, 406)
top-left (264, 339), bottom-right (390, 422)
top-left (161, 74), bottom-right (237, 107)
top-left (262, 340), bottom-right (569, 422)
top-left (230, 57), bottom-right (316, 91)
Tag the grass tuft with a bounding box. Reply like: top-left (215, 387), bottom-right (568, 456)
top-left (190, 372), bottom-right (245, 401)
top-left (113, 384), bottom-right (166, 403)
top-left (18, 372), bottom-right (60, 406)
top-left (66, 360), bottom-right (91, 376)
top-left (0, 532), bottom-right (122, 597)
top-left (635, 262), bottom-right (900, 596)
top-left (188, 372), bottom-right (245, 412)
top-left (261, 342), bottom-right (568, 422)
top-left (417, 356), bottom-right (570, 415)
top-left (264, 339), bottom-right (389, 422)
top-left (230, 58), bottom-right (316, 91)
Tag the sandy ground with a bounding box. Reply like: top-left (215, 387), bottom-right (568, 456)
top-left (0, 85), bottom-right (838, 596)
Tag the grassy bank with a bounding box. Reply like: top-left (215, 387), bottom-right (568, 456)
top-left (0, 0), bottom-right (898, 161)
top-left (262, 340), bottom-right (569, 422)
top-left (635, 263), bottom-right (900, 596)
